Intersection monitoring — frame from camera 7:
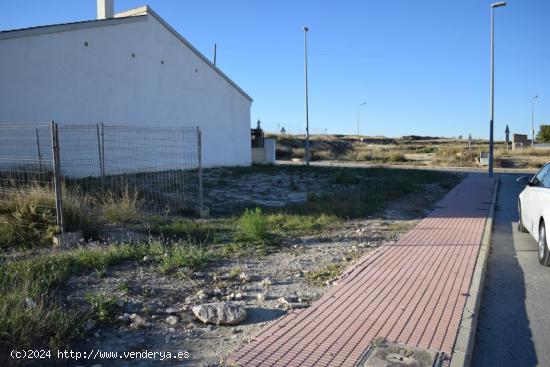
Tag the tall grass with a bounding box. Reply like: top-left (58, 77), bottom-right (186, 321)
top-left (0, 184), bottom-right (143, 249)
top-left (101, 185), bottom-right (142, 224)
top-left (0, 186), bottom-right (58, 248)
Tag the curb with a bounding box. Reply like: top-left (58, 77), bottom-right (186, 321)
top-left (449, 174), bottom-right (500, 367)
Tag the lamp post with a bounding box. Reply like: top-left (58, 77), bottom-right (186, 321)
top-left (357, 102), bottom-right (366, 142)
top-left (532, 95), bottom-right (539, 148)
top-left (303, 26), bottom-right (310, 165)
top-left (489, 1), bottom-right (506, 178)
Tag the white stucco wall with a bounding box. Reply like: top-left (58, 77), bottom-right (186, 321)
top-left (0, 15), bottom-right (252, 171)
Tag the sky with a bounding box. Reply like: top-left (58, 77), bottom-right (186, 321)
top-left (0, 1), bottom-right (548, 139)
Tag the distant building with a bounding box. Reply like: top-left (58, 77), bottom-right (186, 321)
top-left (512, 134), bottom-right (531, 150)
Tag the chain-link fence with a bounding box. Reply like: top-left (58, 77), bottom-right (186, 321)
top-left (0, 123), bottom-right (58, 244)
top-left (0, 122), bottom-right (202, 245)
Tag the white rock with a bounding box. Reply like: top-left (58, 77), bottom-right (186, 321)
top-left (192, 302), bottom-right (247, 325)
top-left (261, 278), bottom-right (273, 286)
top-left (234, 293), bottom-right (243, 301)
top-left (129, 314), bottom-right (148, 329)
top-left (225, 293), bottom-right (235, 301)
top-left (118, 313), bottom-right (131, 322)
top-left (278, 297), bottom-right (308, 310)
top-left (239, 273), bottom-right (251, 282)
top-left (25, 297), bottom-right (37, 309)
top-left (165, 316), bottom-right (179, 325)
top-left (257, 292), bottom-right (267, 301)
top-left (165, 307), bottom-right (178, 315)
top-left (196, 290), bottom-right (208, 300)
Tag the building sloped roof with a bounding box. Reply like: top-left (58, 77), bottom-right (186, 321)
top-left (0, 6), bottom-right (252, 102)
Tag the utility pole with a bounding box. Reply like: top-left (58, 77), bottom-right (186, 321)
top-left (532, 95), bottom-right (538, 148)
top-left (303, 26), bottom-right (310, 165)
top-left (357, 102), bottom-right (366, 142)
top-left (489, 2), bottom-right (507, 178)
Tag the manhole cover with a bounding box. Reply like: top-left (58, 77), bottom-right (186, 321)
top-left (356, 342), bottom-right (445, 367)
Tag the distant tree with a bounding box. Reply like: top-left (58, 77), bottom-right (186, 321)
top-left (458, 135), bottom-right (463, 140)
top-left (537, 125), bottom-right (550, 143)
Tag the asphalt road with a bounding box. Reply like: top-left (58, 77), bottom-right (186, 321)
top-left (472, 173), bottom-right (550, 367)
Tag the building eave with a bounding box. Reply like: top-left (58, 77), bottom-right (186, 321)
top-left (0, 16), bottom-right (147, 41)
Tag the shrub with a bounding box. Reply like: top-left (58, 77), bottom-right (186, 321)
top-left (235, 208), bottom-right (269, 242)
top-left (387, 152), bottom-right (407, 163)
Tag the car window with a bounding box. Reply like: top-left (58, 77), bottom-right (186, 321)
top-left (535, 163), bottom-right (550, 187)
top-left (542, 167), bottom-right (550, 188)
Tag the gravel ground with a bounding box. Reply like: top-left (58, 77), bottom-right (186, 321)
top-left (65, 187), bottom-right (450, 367)
top-left (50, 167), bottom-right (461, 367)
top-left (68, 218), bottom-right (414, 367)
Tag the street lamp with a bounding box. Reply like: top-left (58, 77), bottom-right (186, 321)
top-left (357, 102), bottom-right (366, 142)
top-left (489, 1), bottom-right (506, 178)
top-left (303, 26), bottom-right (310, 165)
top-left (532, 95), bottom-right (539, 148)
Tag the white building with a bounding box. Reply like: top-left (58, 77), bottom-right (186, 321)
top-left (0, 0), bottom-right (253, 169)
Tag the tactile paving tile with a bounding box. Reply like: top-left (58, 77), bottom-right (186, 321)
top-left (229, 174), bottom-right (495, 367)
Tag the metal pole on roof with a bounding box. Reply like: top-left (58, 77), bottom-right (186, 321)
top-left (213, 43), bottom-right (217, 66)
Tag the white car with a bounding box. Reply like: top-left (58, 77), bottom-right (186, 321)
top-left (518, 162), bottom-right (550, 266)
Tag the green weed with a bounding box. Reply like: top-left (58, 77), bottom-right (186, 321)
top-left (235, 208), bottom-right (269, 242)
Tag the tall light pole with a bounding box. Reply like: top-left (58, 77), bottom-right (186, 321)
top-left (532, 95), bottom-right (539, 148)
top-left (303, 26), bottom-right (310, 165)
top-left (357, 102), bottom-right (366, 142)
top-left (489, 1), bottom-right (506, 178)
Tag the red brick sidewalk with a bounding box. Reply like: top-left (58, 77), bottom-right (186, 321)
top-left (229, 174), bottom-right (495, 367)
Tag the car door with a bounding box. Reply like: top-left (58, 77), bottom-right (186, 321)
top-left (527, 163), bottom-right (550, 236)
top-left (538, 168), bottom-right (550, 241)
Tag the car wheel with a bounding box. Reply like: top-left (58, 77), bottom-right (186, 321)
top-left (538, 221), bottom-right (550, 267)
top-left (518, 202), bottom-right (528, 233)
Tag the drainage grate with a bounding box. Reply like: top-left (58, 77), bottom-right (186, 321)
top-left (356, 341), bottom-right (446, 367)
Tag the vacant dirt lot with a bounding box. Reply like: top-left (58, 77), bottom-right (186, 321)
top-left (1, 165), bottom-right (462, 367)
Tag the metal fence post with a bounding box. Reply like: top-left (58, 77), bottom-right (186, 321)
top-left (51, 121), bottom-right (64, 232)
top-left (100, 123), bottom-right (105, 184)
top-left (35, 128), bottom-right (43, 172)
top-left (197, 127), bottom-right (203, 212)
top-left (96, 123), bottom-right (106, 187)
